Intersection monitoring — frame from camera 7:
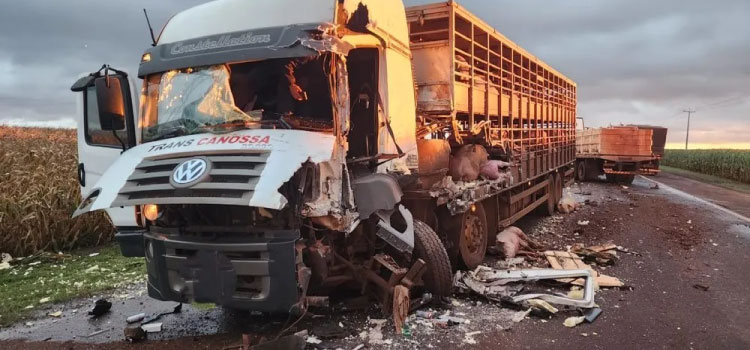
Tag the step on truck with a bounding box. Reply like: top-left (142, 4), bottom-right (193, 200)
top-left (70, 0), bottom-right (576, 314)
top-left (575, 125), bottom-right (668, 184)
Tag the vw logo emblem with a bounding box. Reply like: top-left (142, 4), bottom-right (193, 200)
top-left (170, 158), bottom-right (209, 188)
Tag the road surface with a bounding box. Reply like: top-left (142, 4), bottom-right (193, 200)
top-left (1, 176), bottom-right (749, 349)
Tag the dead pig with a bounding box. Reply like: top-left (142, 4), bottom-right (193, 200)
top-left (496, 226), bottom-right (541, 258)
top-left (449, 144), bottom-right (489, 182)
top-left (481, 160), bottom-right (512, 181)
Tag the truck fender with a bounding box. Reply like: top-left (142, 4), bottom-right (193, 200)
top-left (351, 173), bottom-right (414, 252)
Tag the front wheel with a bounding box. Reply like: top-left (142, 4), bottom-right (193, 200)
top-left (413, 220), bottom-right (453, 298)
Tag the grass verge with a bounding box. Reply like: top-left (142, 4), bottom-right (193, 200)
top-left (0, 244), bottom-right (145, 327)
top-left (661, 166), bottom-right (750, 194)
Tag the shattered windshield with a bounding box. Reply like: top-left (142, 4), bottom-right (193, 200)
top-left (140, 56), bottom-right (335, 143)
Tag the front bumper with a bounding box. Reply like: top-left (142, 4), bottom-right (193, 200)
top-left (143, 230), bottom-right (300, 313)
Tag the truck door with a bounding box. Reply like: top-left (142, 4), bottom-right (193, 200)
top-left (70, 66), bottom-right (139, 229)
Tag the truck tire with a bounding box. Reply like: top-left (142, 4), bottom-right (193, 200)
top-left (444, 203), bottom-right (488, 270)
top-left (622, 174), bottom-right (636, 184)
top-left (554, 173), bottom-right (563, 207)
top-left (543, 174), bottom-right (556, 216)
top-left (576, 161), bottom-right (587, 182)
top-left (413, 219), bottom-right (453, 298)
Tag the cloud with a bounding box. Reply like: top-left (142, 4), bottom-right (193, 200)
top-left (1, 0), bottom-right (747, 147)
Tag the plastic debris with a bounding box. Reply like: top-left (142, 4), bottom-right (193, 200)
top-left (463, 331), bottom-right (481, 345)
top-left (39, 297), bottom-right (50, 304)
top-left (0, 253), bottom-right (11, 270)
top-left (89, 299), bottom-right (112, 318)
top-left (512, 309), bottom-right (531, 323)
top-left (141, 322), bottom-right (162, 333)
top-left (306, 335), bottom-right (322, 344)
top-left (48, 311), bottom-right (63, 317)
top-left (88, 253), bottom-right (100, 257)
top-left (564, 316), bottom-right (585, 328)
top-left (526, 299), bottom-right (559, 314)
top-left (584, 308), bottom-right (602, 323)
top-left (142, 303), bottom-right (182, 324)
top-left (577, 220), bottom-right (590, 226)
top-left (126, 313), bottom-right (146, 324)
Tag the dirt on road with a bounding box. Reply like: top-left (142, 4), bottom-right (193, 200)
top-left (2, 177), bottom-right (749, 349)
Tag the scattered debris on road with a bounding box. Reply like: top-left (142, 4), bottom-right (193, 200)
top-left (141, 322), bottom-right (163, 333)
top-left (126, 313), bottom-right (146, 324)
top-left (88, 299), bottom-right (112, 318)
top-left (124, 325), bottom-right (147, 343)
top-left (545, 251), bottom-right (624, 287)
top-left (563, 316), bottom-right (585, 328)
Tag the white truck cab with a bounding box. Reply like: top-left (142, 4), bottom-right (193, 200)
top-left (70, 0), bottom-right (449, 313)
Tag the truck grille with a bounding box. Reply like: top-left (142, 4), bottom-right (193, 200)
top-left (112, 152), bottom-right (269, 207)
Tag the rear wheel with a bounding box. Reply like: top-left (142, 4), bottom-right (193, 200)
top-left (543, 174), bottom-right (556, 216)
top-left (446, 203), bottom-right (488, 270)
top-left (622, 174), bottom-right (635, 184)
top-left (576, 161), bottom-right (587, 182)
top-left (554, 173), bottom-right (564, 205)
top-left (413, 220), bottom-right (452, 298)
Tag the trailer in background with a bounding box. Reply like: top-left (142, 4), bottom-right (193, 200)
top-left (575, 126), bottom-right (668, 184)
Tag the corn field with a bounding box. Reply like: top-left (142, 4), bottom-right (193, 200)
top-left (0, 126), bottom-right (114, 256)
top-left (663, 149), bottom-right (750, 184)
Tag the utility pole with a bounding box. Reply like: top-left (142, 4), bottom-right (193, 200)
top-left (683, 108), bottom-right (696, 150)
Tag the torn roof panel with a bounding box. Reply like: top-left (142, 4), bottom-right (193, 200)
top-left (342, 0), bottom-right (411, 46)
top-left (158, 0), bottom-right (337, 45)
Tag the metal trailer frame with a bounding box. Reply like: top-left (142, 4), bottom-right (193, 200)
top-left (402, 1), bottom-right (578, 267)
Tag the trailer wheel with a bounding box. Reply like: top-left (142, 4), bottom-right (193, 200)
top-left (622, 174), bottom-right (636, 184)
top-left (554, 173), bottom-right (563, 205)
top-left (446, 203), bottom-right (488, 270)
top-left (413, 220), bottom-right (453, 298)
top-left (542, 174), bottom-right (557, 216)
top-left (576, 161), bottom-right (587, 182)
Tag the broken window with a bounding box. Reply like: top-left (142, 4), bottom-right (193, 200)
top-left (139, 55), bottom-right (335, 143)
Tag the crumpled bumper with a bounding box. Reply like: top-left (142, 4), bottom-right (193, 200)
top-left (143, 230), bottom-right (300, 313)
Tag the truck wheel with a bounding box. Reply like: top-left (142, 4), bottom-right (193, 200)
top-left (543, 174), bottom-right (556, 216)
top-left (446, 203), bottom-right (488, 270)
top-left (554, 173), bottom-right (563, 206)
top-left (576, 161), bottom-right (587, 182)
top-left (413, 220), bottom-right (453, 298)
top-left (622, 174), bottom-right (635, 184)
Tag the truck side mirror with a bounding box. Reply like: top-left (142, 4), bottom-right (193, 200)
top-left (94, 76), bottom-right (127, 131)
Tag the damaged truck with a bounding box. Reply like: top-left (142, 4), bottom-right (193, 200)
top-left (70, 0), bottom-right (577, 314)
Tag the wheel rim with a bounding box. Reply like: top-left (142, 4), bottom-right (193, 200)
top-left (463, 213), bottom-right (485, 254)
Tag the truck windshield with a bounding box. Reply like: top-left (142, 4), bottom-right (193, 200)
top-left (140, 56), bottom-right (335, 143)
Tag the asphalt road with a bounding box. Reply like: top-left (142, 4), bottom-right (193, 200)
top-left (1, 174), bottom-right (749, 349)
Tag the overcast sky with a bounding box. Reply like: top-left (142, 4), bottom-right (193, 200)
top-left (1, 0), bottom-right (748, 148)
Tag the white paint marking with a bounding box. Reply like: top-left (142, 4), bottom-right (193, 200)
top-left (639, 176), bottom-right (750, 223)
